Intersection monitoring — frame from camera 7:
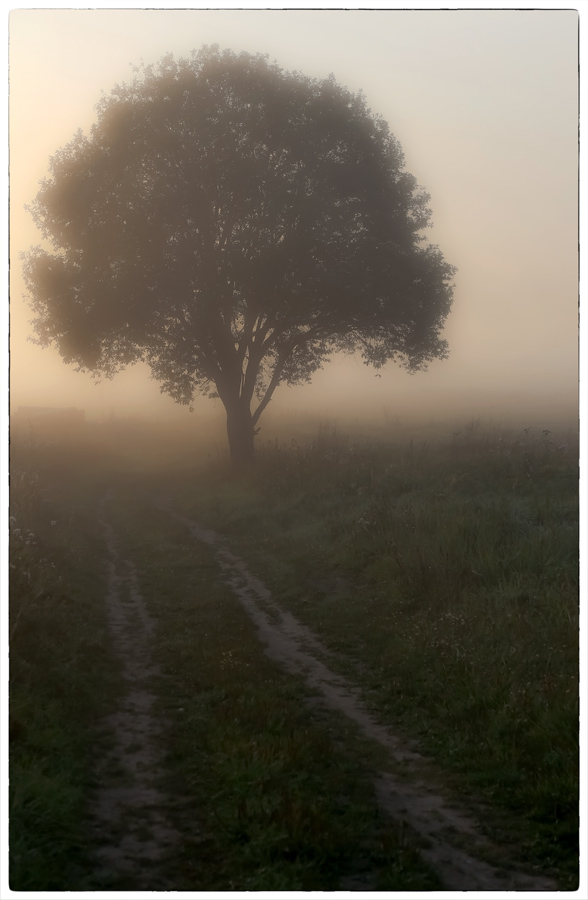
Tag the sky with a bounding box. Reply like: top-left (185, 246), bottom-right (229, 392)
top-left (7, 3), bottom-right (581, 423)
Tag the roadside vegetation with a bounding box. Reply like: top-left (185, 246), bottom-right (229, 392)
top-left (9, 434), bottom-right (119, 889)
top-left (9, 413), bottom-right (578, 889)
top-left (170, 417), bottom-right (579, 886)
top-left (9, 421), bottom-right (439, 891)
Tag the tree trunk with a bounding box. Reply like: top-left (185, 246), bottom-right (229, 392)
top-left (225, 401), bottom-right (256, 466)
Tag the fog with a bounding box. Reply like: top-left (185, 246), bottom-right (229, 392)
top-left (8, 7), bottom-right (579, 433)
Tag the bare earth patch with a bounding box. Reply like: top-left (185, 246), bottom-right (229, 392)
top-left (159, 497), bottom-right (558, 892)
top-left (89, 490), bottom-right (181, 889)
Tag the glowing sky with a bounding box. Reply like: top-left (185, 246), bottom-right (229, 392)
top-left (9, 6), bottom-right (579, 419)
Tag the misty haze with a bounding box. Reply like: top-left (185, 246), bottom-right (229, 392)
top-left (8, 8), bottom-right (578, 894)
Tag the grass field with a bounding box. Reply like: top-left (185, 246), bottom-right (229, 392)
top-left (9, 412), bottom-right (579, 889)
top-left (9, 433), bottom-right (121, 888)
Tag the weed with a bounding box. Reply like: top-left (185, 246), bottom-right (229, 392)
top-left (9, 434), bottom-right (122, 890)
top-left (9, 416), bottom-right (577, 889)
top-left (174, 420), bottom-right (578, 885)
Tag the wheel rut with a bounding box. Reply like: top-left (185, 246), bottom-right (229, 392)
top-left (88, 490), bottom-right (181, 889)
top-left (158, 496), bottom-right (558, 892)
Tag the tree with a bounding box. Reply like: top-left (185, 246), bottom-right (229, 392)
top-left (23, 46), bottom-right (455, 464)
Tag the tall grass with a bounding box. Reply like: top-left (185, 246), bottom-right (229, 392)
top-left (9, 435), bottom-right (120, 890)
top-left (177, 420), bottom-right (578, 884)
top-left (9, 417), bottom-right (578, 888)
top-left (8, 426), bottom-right (441, 891)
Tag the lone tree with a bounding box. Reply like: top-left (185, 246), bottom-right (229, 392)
top-left (23, 46), bottom-right (455, 463)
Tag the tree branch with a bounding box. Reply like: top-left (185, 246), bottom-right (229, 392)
top-left (250, 326), bottom-right (329, 426)
top-left (251, 357), bottom-right (286, 427)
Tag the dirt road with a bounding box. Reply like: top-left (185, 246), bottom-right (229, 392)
top-left (92, 489), bottom-right (558, 891)
top-left (159, 497), bottom-right (558, 892)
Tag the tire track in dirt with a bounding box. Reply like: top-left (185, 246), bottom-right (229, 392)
top-left (89, 490), bottom-right (181, 889)
top-left (158, 497), bottom-right (557, 892)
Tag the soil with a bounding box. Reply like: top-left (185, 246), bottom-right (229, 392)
top-left (88, 490), bottom-right (181, 889)
top-left (89, 489), bottom-right (559, 891)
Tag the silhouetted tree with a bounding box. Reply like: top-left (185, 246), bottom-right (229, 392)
top-left (23, 46), bottom-right (455, 463)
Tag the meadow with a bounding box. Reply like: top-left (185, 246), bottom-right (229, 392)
top-left (9, 410), bottom-right (579, 889)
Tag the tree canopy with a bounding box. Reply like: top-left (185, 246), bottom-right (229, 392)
top-left (23, 45), bottom-right (455, 462)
